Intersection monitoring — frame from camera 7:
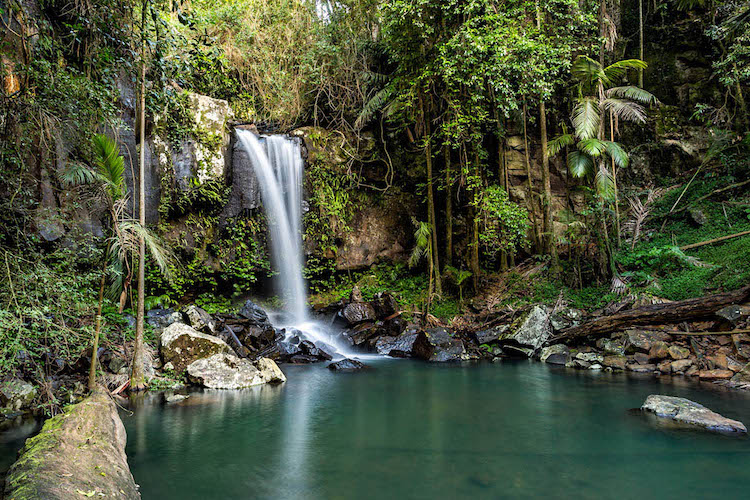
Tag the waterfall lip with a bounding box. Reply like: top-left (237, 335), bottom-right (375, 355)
top-left (235, 129), bottom-right (355, 358)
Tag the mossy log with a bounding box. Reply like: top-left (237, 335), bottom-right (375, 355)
top-left (4, 389), bottom-right (140, 499)
top-left (550, 285), bottom-right (750, 345)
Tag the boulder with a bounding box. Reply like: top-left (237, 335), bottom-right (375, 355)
top-left (160, 323), bottom-right (233, 373)
top-left (419, 328), bottom-right (465, 362)
top-left (575, 352), bottom-right (604, 364)
top-left (371, 292), bottom-right (400, 319)
top-left (328, 359), bottom-right (367, 372)
top-left (671, 359), bottom-right (694, 373)
top-left (657, 360), bottom-right (673, 373)
top-left (540, 345), bottom-right (570, 365)
top-left (707, 353), bottom-right (729, 370)
top-left (3, 390), bottom-right (140, 499)
top-left (186, 305), bottom-right (216, 334)
top-left (634, 352), bottom-right (651, 365)
top-left (549, 308), bottom-right (584, 331)
top-left (731, 362), bottom-right (750, 384)
top-left (239, 300), bottom-right (272, 327)
top-left (668, 345), bottom-right (691, 360)
top-left (341, 302), bottom-right (377, 325)
top-left (648, 342), bottom-right (670, 361)
top-left (0, 379), bottom-right (37, 413)
top-left (597, 337), bottom-right (627, 356)
top-left (625, 330), bottom-right (672, 353)
top-left (641, 395), bottom-right (746, 433)
top-left (145, 308), bottom-right (179, 334)
top-left (344, 321), bottom-right (381, 347)
top-left (602, 355), bottom-right (627, 370)
top-left (628, 363), bottom-right (656, 373)
top-left (375, 332), bottom-right (431, 358)
top-left (500, 306), bottom-right (551, 353)
top-left (186, 354), bottom-right (286, 389)
top-left (299, 340), bottom-right (333, 361)
top-left (474, 325), bottom-right (509, 345)
top-left (716, 305), bottom-right (749, 324)
top-left (698, 369), bottom-right (734, 380)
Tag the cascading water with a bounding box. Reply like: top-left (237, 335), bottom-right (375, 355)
top-left (236, 129), bottom-right (350, 355)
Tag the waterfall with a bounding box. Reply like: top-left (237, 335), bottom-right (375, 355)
top-left (236, 129), bottom-right (348, 354)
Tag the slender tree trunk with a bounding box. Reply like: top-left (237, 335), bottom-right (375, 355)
top-left (599, 0), bottom-right (607, 66)
top-left (424, 109), bottom-right (441, 296)
top-left (444, 146), bottom-right (453, 266)
top-left (471, 150), bottom-right (480, 293)
top-left (539, 101), bottom-right (553, 255)
top-left (610, 112), bottom-right (621, 246)
top-left (131, 0), bottom-right (148, 392)
top-left (638, 0), bottom-right (644, 88)
top-left (88, 268), bottom-right (106, 392)
top-left (522, 99), bottom-right (541, 252)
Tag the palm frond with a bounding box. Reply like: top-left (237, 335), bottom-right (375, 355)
top-left (572, 56), bottom-right (605, 87)
top-left (119, 220), bottom-right (176, 281)
top-left (606, 86), bottom-right (659, 106)
top-left (567, 151), bottom-right (594, 178)
top-left (354, 84), bottom-right (395, 130)
top-left (92, 134), bottom-right (126, 200)
top-left (595, 164), bottom-right (615, 200)
top-left (59, 162), bottom-right (98, 187)
top-left (603, 141), bottom-right (629, 168)
top-left (409, 220), bottom-right (431, 268)
top-left (602, 59), bottom-right (648, 85)
top-left (572, 97), bottom-right (600, 140)
top-left (548, 133), bottom-right (574, 157)
top-left (577, 138), bottom-right (607, 157)
top-left (603, 98), bottom-right (647, 124)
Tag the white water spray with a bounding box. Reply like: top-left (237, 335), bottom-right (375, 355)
top-left (236, 130), bottom-right (350, 354)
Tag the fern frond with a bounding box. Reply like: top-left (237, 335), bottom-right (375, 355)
top-left (572, 97), bottom-right (600, 140)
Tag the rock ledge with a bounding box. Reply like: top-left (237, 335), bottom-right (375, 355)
top-left (641, 395), bottom-right (747, 434)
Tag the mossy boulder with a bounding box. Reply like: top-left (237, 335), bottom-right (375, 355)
top-left (3, 390), bottom-right (140, 499)
top-left (0, 379), bottom-right (37, 413)
top-left (160, 323), bottom-right (233, 373)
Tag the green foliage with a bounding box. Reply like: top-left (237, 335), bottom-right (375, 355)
top-left (478, 186), bottom-right (530, 260)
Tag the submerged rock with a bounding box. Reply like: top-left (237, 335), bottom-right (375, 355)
top-left (328, 359), bottom-right (367, 372)
top-left (186, 354), bottom-right (286, 389)
top-left (3, 390), bottom-right (140, 499)
top-left (160, 323), bottom-right (233, 373)
top-left (641, 395), bottom-right (747, 434)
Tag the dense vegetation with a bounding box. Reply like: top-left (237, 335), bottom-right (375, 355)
top-left (1, 0), bottom-right (749, 397)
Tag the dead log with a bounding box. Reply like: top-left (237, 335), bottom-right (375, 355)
top-left (549, 285), bottom-right (750, 344)
top-left (680, 230), bottom-right (750, 251)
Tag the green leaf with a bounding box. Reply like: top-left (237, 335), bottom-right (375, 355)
top-left (577, 138), bottom-right (607, 157)
top-left (595, 164), bottom-right (615, 200)
top-left (602, 59), bottom-right (648, 85)
top-left (603, 98), bottom-right (647, 124)
top-left (572, 98), bottom-right (599, 140)
top-left (603, 141), bottom-right (629, 169)
top-left (567, 151), bottom-right (594, 178)
top-left (606, 86), bottom-right (659, 106)
top-left (548, 133), bottom-right (574, 157)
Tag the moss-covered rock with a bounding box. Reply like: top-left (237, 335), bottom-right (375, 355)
top-left (160, 323), bottom-right (233, 373)
top-left (3, 390), bottom-right (140, 499)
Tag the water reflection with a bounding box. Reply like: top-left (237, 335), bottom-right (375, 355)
top-left (118, 361), bottom-right (750, 500)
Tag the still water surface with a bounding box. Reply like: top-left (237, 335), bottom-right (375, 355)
top-left (121, 360), bottom-right (750, 499)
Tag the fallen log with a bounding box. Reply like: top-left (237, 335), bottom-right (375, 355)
top-left (549, 284), bottom-right (750, 344)
top-left (680, 229), bottom-right (750, 251)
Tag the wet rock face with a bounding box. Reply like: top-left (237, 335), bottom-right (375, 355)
top-left (186, 305), bottom-right (216, 334)
top-left (239, 300), bottom-right (272, 327)
top-left (375, 332), bottom-right (431, 358)
top-left (540, 345), bottom-right (570, 365)
top-left (341, 302), bottom-right (377, 325)
top-left (418, 328), bottom-right (465, 363)
top-left (160, 323), bottom-right (233, 373)
top-left (186, 354), bottom-right (286, 389)
top-left (641, 395), bottom-right (747, 434)
top-left (4, 390), bottom-right (140, 499)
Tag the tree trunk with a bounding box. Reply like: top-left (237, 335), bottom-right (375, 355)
top-left (610, 112), bottom-right (621, 246)
top-left (131, 0), bottom-right (148, 392)
top-left (88, 269), bottom-right (106, 392)
top-left (522, 99), bottom-right (541, 252)
top-left (638, 0), bottom-right (644, 88)
top-left (471, 150), bottom-right (480, 293)
top-left (539, 101), bottom-right (553, 255)
top-left (444, 146), bottom-right (453, 267)
top-left (424, 108), bottom-right (441, 296)
top-left (551, 285), bottom-right (750, 344)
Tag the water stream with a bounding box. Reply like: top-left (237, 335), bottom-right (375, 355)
top-left (235, 130), bottom-right (350, 355)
